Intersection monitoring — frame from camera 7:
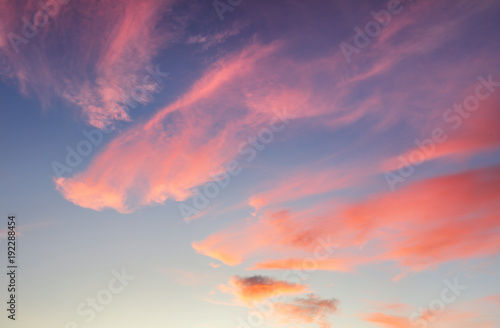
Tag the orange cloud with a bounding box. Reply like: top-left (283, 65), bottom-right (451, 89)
top-left (362, 308), bottom-right (494, 328)
top-left (361, 312), bottom-right (410, 328)
top-left (193, 209), bottom-right (344, 267)
top-left (251, 258), bottom-right (353, 272)
top-left (360, 298), bottom-right (497, 328)
top-left (220, 275), bottom-right (307, 305)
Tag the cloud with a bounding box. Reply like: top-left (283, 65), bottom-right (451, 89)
top-left (45, 0), bottom-right (500, 214)
top-left (360, 312), bottom-right (410, 328)
top-left (382, 83), bottom-right (500, 172)
top-left (359, 166), bottom-right (500, 276)
top-left (186, 24), bottom-right (241, 51)
top-left (251, 258), bottom-right (353, 272)
top-left (271, 294), bottom-right (339, 328)
top-left (340, 165), bottom-right (500, 276)
top-left (0, 0), bottom-right (182, 128)
top-left (248, 163), bottom-right (365, 213)
top-left (194, 166), bottom-right (500, 277)
top-left (192, 209), bottom-right (335, 266)
top-left (361, 308), bottom-right (494, 328)
top-left (54, 24), bottom-right (394, 213)
top-left (216, 275), bottom-right (337, 327)
top-left (368, 302), bottom-right (411, 313)
top-left (54, 41), bottom-right (289, 212)
top-left (219, 275), bottom-right (307, 305)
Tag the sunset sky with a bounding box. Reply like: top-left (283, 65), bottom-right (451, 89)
top-left (1, 0), bottom-right (500, 327)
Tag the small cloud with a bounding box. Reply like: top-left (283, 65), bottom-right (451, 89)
top-left (186, 24), bottom-right (241, 51)
top-left (272, 294), bottom-right (339, 328)
top-left (220, 275), bottom-right (307, 305)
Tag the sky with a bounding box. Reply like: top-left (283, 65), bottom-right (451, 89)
top-left (0, 0), bottom-right (499, 327)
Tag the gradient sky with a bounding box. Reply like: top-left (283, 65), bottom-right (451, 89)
top-left (1, 0), bottom-right (500, 327)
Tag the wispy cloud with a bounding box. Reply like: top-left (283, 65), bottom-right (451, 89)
top-left (0, 0), bottom-right (182, 128)
top-left (361, 308), bottom-right (494, 328)
top-left (47, 0), bottom-right (500, 215)
top-left (271, 294), bottom-right (339, 328)
top-left (194, 166), bottom-right (500, 277)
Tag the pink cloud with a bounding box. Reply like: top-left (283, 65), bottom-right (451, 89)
top-left (248, 163), bottom-right (364, 212)
top-left (382, 86), bottom-right (500, 172)
top-left (4, 0), bottom-right (491, 221)
top-left (194, 166), bottom-right (500, 277)
top-left (53, 31), bottom-right (396, 212)
top-left (361, 312), bottom-right (410, 328)
top-left (0, 0), bottom-right (180, 128)
top-left (55, 41), bottom-right (291, 212)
